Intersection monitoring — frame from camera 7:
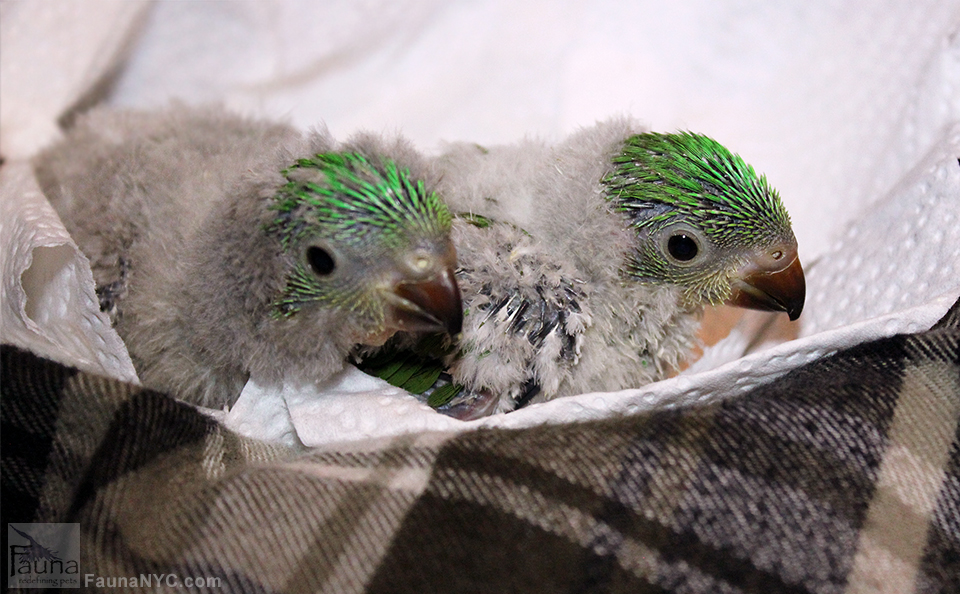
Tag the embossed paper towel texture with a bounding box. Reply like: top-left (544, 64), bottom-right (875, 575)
top-left (0, 0), bottom-right (145, 381)
top-left (1, 1), bottom-right (958, 445)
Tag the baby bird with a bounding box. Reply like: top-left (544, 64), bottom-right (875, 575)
top-left (359, 119), bottom-right (804, 418)
top-left (34, 106), bottom-right (461, 408)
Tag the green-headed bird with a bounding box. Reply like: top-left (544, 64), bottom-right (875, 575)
top-left (356, 118), bottom-right (804, 418)
top-left (34, 106), bottom-right (461, 408)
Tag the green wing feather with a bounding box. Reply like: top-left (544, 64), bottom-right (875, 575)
top-left (354, 332), bottom-right (464, 408)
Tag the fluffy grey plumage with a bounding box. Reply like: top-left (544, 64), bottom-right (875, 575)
top-left (446, 216), bottom-right (694, 414)
top-left (34, 106), bottom-right (461, 408)
top-left (360, 118), bottom-right (804, 418)
top-left (437, 120), bottom-right (698, 414)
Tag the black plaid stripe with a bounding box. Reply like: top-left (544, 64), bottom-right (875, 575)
top-left (931, 297), bottom-right (960, 331)
top-left (878, 322), bottom-right (960, 594)
top-left (1, 345), bottom-right (79, 524)
top-left (915, 418), bottom-right (960, 594)
top-left (65, 388), bottom-right (219, 521)
top-left (662, 338), bottom-right (910, 594)
top-left (75, 441), bottom-right (443, 592)
top-left (1, 345), bottom-right (432, 592)
top-left (370, 300), bottom-right (959, 594)
top-left (0, 297), bottom-right (957, 593)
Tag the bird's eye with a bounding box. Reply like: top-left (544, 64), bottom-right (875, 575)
top-left (306, 246), bottom-right (336, 276)
top-left (667, 233), bottom-right (699, 262)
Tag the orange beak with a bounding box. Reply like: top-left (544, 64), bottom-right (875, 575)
top-left (388, 266), bottom-right (463, 336)
top-left (727, 253), bottom-right (805, 321)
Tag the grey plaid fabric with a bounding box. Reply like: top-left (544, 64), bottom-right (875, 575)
top-left (3, 297), bottom-right (958, 593)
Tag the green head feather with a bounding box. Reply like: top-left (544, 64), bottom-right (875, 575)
top-left (602, 132), bottom-right (795, 303)
top-left (266, 152), bottom-right (452, 317)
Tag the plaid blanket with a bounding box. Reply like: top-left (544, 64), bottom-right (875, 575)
top-left (3, 297), bottom-right (958, 593)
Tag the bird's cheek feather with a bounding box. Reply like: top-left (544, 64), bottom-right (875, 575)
top-left (359, 324), bottom-right (396, 347)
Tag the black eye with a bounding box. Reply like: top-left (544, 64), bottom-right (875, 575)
top-left (667, 233), bottom-right (699, 261)
top-left (306, 246), bottom-right (336, 276)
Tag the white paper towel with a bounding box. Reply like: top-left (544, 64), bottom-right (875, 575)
top-left (0, 161), bottom-right (138, 383)
top-left (2, 0), bottom-right (958, 447)
top-left (0, 0), bottom-right (150, 159)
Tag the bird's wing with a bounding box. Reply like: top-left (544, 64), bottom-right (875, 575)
top-left (357, 217), bottom-right (592, 418)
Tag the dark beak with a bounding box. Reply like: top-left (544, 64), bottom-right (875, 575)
top-left (390, 266), bottom-right (463, 336)
top-left (727, 256), bottom-right (805, 321)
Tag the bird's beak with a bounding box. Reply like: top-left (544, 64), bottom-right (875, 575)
top-left (727, 251), bottom-right (805, 321)
top-left (387, 266), bottom-right (463, 336)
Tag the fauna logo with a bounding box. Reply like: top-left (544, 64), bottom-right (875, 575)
top-left (7, 524), bottom-right (80, 589)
